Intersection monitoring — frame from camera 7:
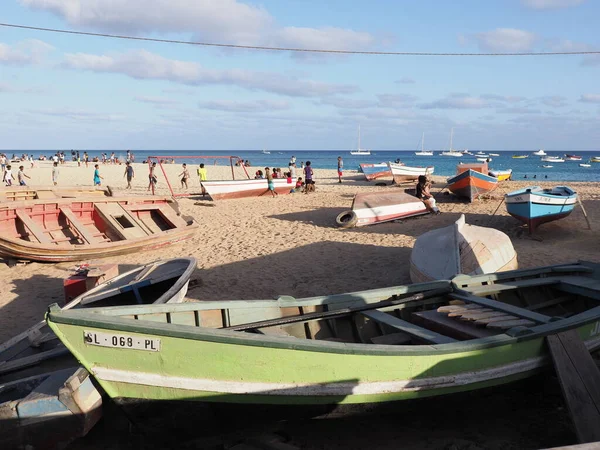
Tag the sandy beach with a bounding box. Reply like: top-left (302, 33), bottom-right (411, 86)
top-left (1, 159), bottom-right (599, 448)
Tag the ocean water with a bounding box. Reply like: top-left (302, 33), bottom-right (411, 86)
top-left (5, 150), bottom-right (600, 182)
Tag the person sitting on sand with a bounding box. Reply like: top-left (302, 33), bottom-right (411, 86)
top-left (415, 175), bottom-right (440, 214)
top-left (255, 170), bottom-right (263, 179)
top-left (265, 167), bottom-right (278, 198)
top-left (17, 166), bottom-right (30, 186)
top-left (93, 164), bottom-right (104, 186)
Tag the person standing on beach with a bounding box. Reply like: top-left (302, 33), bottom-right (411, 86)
top-left (76, 151), bottom-right (81, 167)
top-left (304, 161), bottom-right (314, 193)
top-left (3, 164), bottom-right (15, 186)
top-left (17, 166), bottom-right (30, 186)
top-left (148, 162), bottom-right (157, 191)
top-left (93, 164), bottom-right (103, 186)
top-left (337, 156), bottom-right (343, 183)
top-left (124, 162), bottom-right (134, 189)
top-left (84, 152), bottom-right (89, 168)
top-left (52, 161), bottom-right (59, 185)
top-left (179, 163), bottom-right (190, 190)
top-left (0, 154), bottom-right (6, 172)
top-left (197, 163), bottom-right (207, 196)
top-left (265, 167), bottom-right (278, 197)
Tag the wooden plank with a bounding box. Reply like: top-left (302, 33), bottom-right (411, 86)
top-left (371, 332), bottom-right (412, 345)
top-left (94, 203), bottom-right (149, 239)
top-left (127, 203), bottom-right (186, 228)
top-left (558, 282), bottom-right (600, 301)
top-left (451, 290), bottom-right (552, 324)
top-left (457, 310), bottom-right (508, 321)
top-left (547, 330), bottom-right (600, 443)
top-left (59, 206), bottom-right (99, 244)
top-left (486, 319), bottom-right (535, 329)
top-left (412, 310), bottom-right (497, 340)
top-left (15, 209), bottom-right (52, 244)
top-left (527, 295), bottom-right (572, 311)
top-left (361, 310), bottom-right (457, 344)
top-left (464, 278), bottom-right (560, 297)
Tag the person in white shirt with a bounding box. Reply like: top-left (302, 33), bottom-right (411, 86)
top-left (3, 164), bottom-right (15, 186)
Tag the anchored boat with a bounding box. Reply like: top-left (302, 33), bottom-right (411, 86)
top-left (46, 262), bottom-right (600, 407)
top-left (410, 215), bottom-right (517, 283)
top-left (505, 186), bottom-right (577, 234)
top-left (447, 162), bottom-right (498, 202)
top-left (0, 196), bottom-right (198, 262)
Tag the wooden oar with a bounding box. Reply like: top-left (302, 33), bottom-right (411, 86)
top-left (223, 287), bottom-right (452, 332)
top-left (577, 196), bottom-right (592, 230)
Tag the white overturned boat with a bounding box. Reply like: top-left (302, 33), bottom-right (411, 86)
top-left (388, 162), bottom-right (434, 183)
top-left (336, 191), bottom-right (429, 228)
top-left (410, 215), bottom-right (517, 282)
top-left (0, 257), bottom-right (196, 377)
top-left (202, 178), bottom-right (293, 200)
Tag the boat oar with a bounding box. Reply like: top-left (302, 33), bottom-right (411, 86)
top-left (577, 196), bottom-right (592, 230)
top-left (222, 287), bottom-right (452, 331)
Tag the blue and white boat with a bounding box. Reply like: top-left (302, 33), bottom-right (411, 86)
top-left (505, 186), bottom-right (577, 234)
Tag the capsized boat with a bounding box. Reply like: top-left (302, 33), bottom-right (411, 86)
top-left (0, 258), bottom-right (196, 378)
top-left (0, 368), bottom-right (102, 449)
top-left (359, 163), bottom-right (391, 181)
top-left (0, 196), bottom-right (198, 262)
top-left (0, 186), bottom-right (110, 203)
top-left (201, 178), bottom-right (293, 200)
top-left (46, 262), bottom-right (600, 408)
top-left (409, 215), bottom-right (517, 283)
top-left (447, 162), bottom-right (498, 202)
top-left (388, 162), bottom-right (434, 183)
top-left (505, 186), bottom-right (577, 234)
top-left (488, 169), bottom-right (512, 181)
top-left (336, 192), bottom-right (429, 228)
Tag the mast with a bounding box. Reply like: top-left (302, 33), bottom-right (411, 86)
top-left (421, 132), bottom-right (425, 152)
top-left (358, 125), bottom-right (361, 151)
top-left (450, 127), bottom-right (454, 151)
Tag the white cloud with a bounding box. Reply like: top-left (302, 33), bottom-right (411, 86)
top-left (0, 39), bottom-right (54, 65)
top-left (464, 28), bottom-right (537, 52)
top-left (481, 94), bottom-right (526, 103)
top-left (420, 94), bottom-right (491, 109)
top-left (29, 107), bottom-right (126, 121)
top-left (580, 94), bottom-right (600, 103)
top-left (522, 0), bottom-right (586, 10)
top-left (62, 49), bottom-right (358, 97)
top-left (540, 96), bottom-right (568, 107)
top-left (134, 96), bottom-right (179, 105)
top-left (199, 99), bottom-right (290, 112)
top-left (497, 107), bottom-right (542, 114)
top-left (378, 94), bottom-right (419, 107)
top-left (20, 0), bottom-right (377, 53)
top-left (320, 97), bottom-right (378, 109)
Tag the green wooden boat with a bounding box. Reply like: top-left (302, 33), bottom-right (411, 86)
top-left (45, 262), bottom-right (600, 406)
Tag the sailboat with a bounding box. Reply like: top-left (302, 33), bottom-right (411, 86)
top-left (261, 149), bottom-right (271, 154)
top-left (414, 133), bottom-right (433, 156)
top-left (350, 126), bottom-right (371, 156)
top-left (440, 128), bottom-right (463, 157)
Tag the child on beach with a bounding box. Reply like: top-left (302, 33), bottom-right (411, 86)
top-left (148, 162), bottom-right (157, 191)
top-left (337, 156), bottom-right (343, 183)
top-left (3, 164), bottom-right (15, 186)
top-left (179, 163), bottom-right (190, 190)
top-left (52, 162), bottom-right (59, 185)
top-left (93, 164), bottom-right (103, 186)
top-left (303, 161), bottom-right (314, 194)
top-left (415, 175), bottom-right (440, 214)
top-left (17, 166), bottom-right (30, 186)
top-left (124, 162), bottom-right (134, 189)
top-left (265, 167), bottom-right (278, 197)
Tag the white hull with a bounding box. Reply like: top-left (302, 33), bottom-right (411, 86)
top-left (440, 152), bottom-right (463, 157)
top-left (350, 151), bottom-right (371, 156)
top-left (541, 157), bottom-right (565, 163)
top-left (414, 151), bottom-right (433, 156)
top-left (580, 164), bottom-right (591, 168)
top-left (202, 179), bottom-right (292, 200)
top-left (533, 150), bottom-right (547, 156)
top-left (388, 162), bottom-right (434, 182)
top-left (336, 192), bottom-right (428, 228)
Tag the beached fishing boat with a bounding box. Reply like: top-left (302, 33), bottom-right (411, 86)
top-left (541, 156), bottom-right (565, 163)
top-left (505, 186), bottom-right (577, 234)
top-left (335, 192), bottom-right (428, 228)
top-left (447, 162), bottom-right (498, 202)
top-left (488, 169), bottom-right (512, 181)
top-left (0, 196), bottom-right (198, 262)
top-left (359, 163), bottom-right (391, 181)
top-left (533, 149), bottom-right (546, 156)
top-left (46, 262), bottom-right (600, 408)
top-left (0, 367), bottom-right (102, 449)
top-left (512, 155), bottom-right (528, 159)
top-left (201, 178), bottom-right (293, 200)
top-left (388, 162), bottom-right (434, 183)
top-left (410, 215), bottom-right (517, 283)
top-left (0, 186), bottom-right (110, 203)
top-left (565, 154), bottom-right (582, 161)
top-left (0, 258), bottom-right (196, 378)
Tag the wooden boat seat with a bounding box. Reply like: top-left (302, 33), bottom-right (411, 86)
top-left (35, 190), bottom-right (58, 199)
top-left (463, 278), bottom-right (559, 296)
top-left (59, 206), bottom-right (101, 244)
top-left (556, 277), bottom-right (600, 301)
top-left (125, 203), bottom-right (185, 228)
top-left (412, 310), bottom-right (498, 340)
top-left (94, 203), bottom-right (150, 240)
top-left (361, 310), bottom-right (457, 345)
top-left (15, 209), bottom-right (52, 244)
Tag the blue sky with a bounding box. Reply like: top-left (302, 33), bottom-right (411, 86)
top-left (1, 0), bottom-right (599, 151)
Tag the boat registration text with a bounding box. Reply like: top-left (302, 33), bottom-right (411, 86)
top-left (84, 330), bottom-right (161, 352)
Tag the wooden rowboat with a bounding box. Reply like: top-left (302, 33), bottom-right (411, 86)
top-left (336, 191), bottom-right (428, 228)
top-left (409, 214), bottom-right (518, 282)
top-left (46, 262), bottom-right (600, 408)
top-left (358, 163), bottom-right (391, 181)
top-left (388, 162), bottom-right (434, 183)
top-left (0, 367), bottom-right (102, 449)
top-left (0, 186), bottom-right (110, 203)
top-left (447, 162), bottom-right (498, 202)
top-left (0, 258), bottom-right (196, 379)
top-left (201, 178), bottom-right (293, 200)
top-left (0, 196), bottom-right (198, 262)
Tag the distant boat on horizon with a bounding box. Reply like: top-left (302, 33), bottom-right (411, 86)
top-left (414, 132), bottom-right (433, 156)
top-left (440, 128), bottom-right (463, 157)
top-left (261, 149), bottom-right (271, 154)
top-left (350, 125), bottom-right (371, 156)
top-left (512, 155), bottom-right (529, 159)
top-left (533, 149), bottom-right (547, 156)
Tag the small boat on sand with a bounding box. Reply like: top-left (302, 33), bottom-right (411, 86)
top-left (488, 169), bottom-right (512, 181)
top-left (0, 186), bottom-right (110, 203)
top-left (388, 162), bottom-right (434, 183)
top-left (0, 196), bottom-right (198, 262)
top-left (46, 262), bottom-right (600, 409)
top-left (0, 258), bottom-right (196, 378)
top-left (505, 186), bottom-right (577, 234)
top-left (447, 162), bottom-right (498, 202)
top-left (359, 163), bottom-right (391, 181)
top-left (336, 191), bottom-right (429, 228)
top-left (410, 215), bottom-right (518, 283)
top-left (201, 178), bottom-right (293, 200)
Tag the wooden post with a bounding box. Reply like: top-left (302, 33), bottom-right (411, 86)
top-left (577, 196), bottom-right (592, 230)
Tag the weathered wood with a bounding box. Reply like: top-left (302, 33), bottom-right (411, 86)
top-left (547, 330), bottom-right (600, 443)
top-left (59, 206), bottom-right (100, 244)
top-left (527, 295), bottom-right (572, 311)
top-left (412, 310), bottom-right (497, 340)
top-left (362, 310), bottom-right (457, 345)
top-left (15, 209), bottom-right (52, 244)
top-left (455, 310), bottom-right (507, 321)
top-left (559, 281), bottom-right (600, 301)
top-left (463, 277), bottom-right (560, 296)
top-left (486, 319), bottom-right (535, 329)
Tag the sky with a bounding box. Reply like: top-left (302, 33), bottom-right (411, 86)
top-left (0, 0), bottom-right (599, 151)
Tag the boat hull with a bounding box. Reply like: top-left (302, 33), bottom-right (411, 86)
top-left (505, 186), bottom-right (577, 233)
top-left (447, 170), bottom-right (498, 202)
top-left (202, 179), bottom-right (292, 200)
top-left (388, 162), bottom-right (434, 183)
top-left (359, 163), bottom-right (391, 181)
top-left (488, 169), bottom-right (512, 182)
top-left (338, 192), bottom-right (428, 227)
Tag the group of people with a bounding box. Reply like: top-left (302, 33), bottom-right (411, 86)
top-left (2, 163), bottom-right (31, 186)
